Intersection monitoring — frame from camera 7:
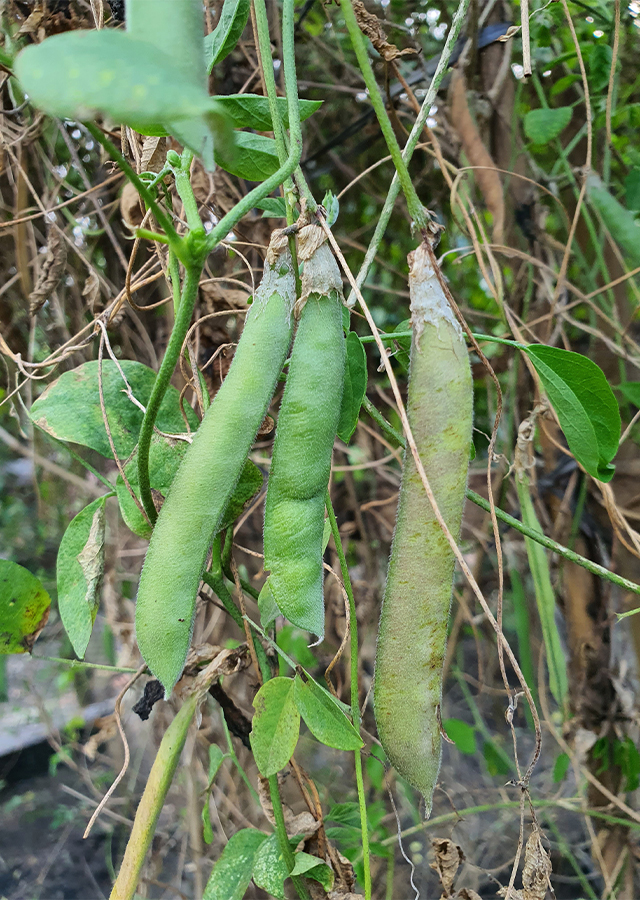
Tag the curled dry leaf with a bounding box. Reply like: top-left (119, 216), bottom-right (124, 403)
top-left (352, 0), bottom-right (418, 61)
top-left (431, 838), bottom-right (465, 895)
top-left (522, 828), bottom-right (552, 900)
top-left (449, 69), bottom-right (505, 245)
top-left (120, 180), bottom-right (145, 231)
top-left (29, 226), bottom-right (66, 314)
top-left (140, 135), bottom-right (167, 174)
top-left (257, 775), bottom-right (321, 839)
top-left (455, 890), bottom-right (483, 900)
top-left (82, 271), bottom-right (101, 313)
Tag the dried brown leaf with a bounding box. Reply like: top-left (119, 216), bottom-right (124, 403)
top-left (352, 0), bottom-right (418, 62)
top-left (455, 890), bottom-right (483, 900)
top-left (82, 272), bottom-right (101, 313)
top-left (522, 828), bottom-right (552, 900)
top-left (120, 180), bottom-right (144, 231)
top-left (140, 136), bottom-right (167, 175)
top-left (431, 838), bottom-right (465, 894)
top-left (29, 227), bottom-right (66, 315)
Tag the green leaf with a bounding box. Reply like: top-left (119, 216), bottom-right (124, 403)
top-left (552, 751), bottom-right (570, 783)
top-left (322, 190), bottom-right (340, 228)
top-left (625, 169), bottom-right (640, 212)
top-left (443, 718), bottom-right (476, 755)
top-left (0, 560), bottom-right (51, 654)
top-left (202, 801), bottom-right (214, 844)
top-left (615, 737), bottom-right (640, 792)
top-left (215, 131), bottom-right (279, 181)
top-left (252, 833), bottom-right (289, 900)
top-left (218, 459), bottom-right (263, 530)
top-left (212, 95), bottom-right (322, 130)
top-left (208, 743), bottom-right (227, 783)
top-left (57, 496), bottom-right (107, 658)
top-left (393, 318), bottom-right (411, 371)
top-left (549, 74), bottom-right (581, 98)
top-left (587, 173), bottom-right (640, 268)
top-left (587, 43), bottom-right (613, 93)
top-left (276, 625), bottom-right (316, 674)
top-left (524, 345), bottom-right (620, 481)
top-left (16, 30), bottom-right (213, 128)
top-left (293, 675), bottom-right (363, 750)
top-left (366, 744), bottom-right (386, 790)
top-left (250, 677), bottom-right (300, 776)
top-left (618, 381), bottom-right (640, 407)
top-left (337, 332), bottom-right (367, 443)
top-left (523, 106), bottom-right (572, 144)
top-left (203, 828), bottom-right (267, 900)
top-left (482, 740), bottom-right (512, 777)
top-left (258, 577), bottom-right (280, 629)
top-left (290, 852), bottom-right (334, 890)
top-left (255, 197), bottom-right (288, 219)
top-left (30, 360), bottom-right (199, 460)
top-left (326, 802), bottom-right (361, 827)
top-left (205, 0), bottom-right (251, 71)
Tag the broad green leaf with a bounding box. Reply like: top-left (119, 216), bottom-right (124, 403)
top-left (258, 578), bottom-right (280, 629)
top-left (587, 173), bottom-right (640, 268)
top-left (117, 435), bottom-right (189, 539)
top-left (587, 42), bottom-right (613, 93)
top-left (205, 0), bottom-right (251, 71)
top-left (215, 132), bottom-right (279, 181)
top-left (337, 332), bottom-right (367, 443)
top-left (523, 106), bottom-right (572, 144)
top-left (290, 852), bottom-right (334, 890)
top-left (443, 718), bottom-right (476, 755)
top-left (618, 381), bottom-right (640, 407)
top-left (293, 675), bottom-right (363, 750)
top-left (276, 624), bottom-right (316, 674)
top-left (126, 0), bottom-right (207, 88)
top-left (57, 496), bottom-right (107, 658)
top-left (0, 560), bottom-right (51, 654)
top-left (252, 833), bottom-right (289, 900)
top-left (549, 74), bottom-right (580, 98)
top-left (30, 360), bottom-right (199, 460)
top-left (524, 344), bottom-right (620, 481)
top-left (326, 802), bottom-right (361, 827)
top-left (256, 197), bottom-right (288, 219)
top-left (211, 95), bottom-right (322, 131)
top-left (625, 169), bottom-right (640, 212)
top-left (203, 827), bottom-right (267, 900)
top-left (16, 31), bottom-right (213, 128)
top-left (552, 751), bottom-right (570, 783)
top-left (250, 676), bottom-right (300, 775)
top-left (202, 800), bottom-right (214, 844)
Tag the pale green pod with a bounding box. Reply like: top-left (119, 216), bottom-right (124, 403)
top-left (264, 236), bottom-right (346, 639)
top-left (136, 240), bottom-right (296, 695)
top-left (373, 242), bottom-right (473, 811)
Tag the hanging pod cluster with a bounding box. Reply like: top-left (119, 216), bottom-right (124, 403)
top-left (136, 231), bottom-right (296, 694)
top-left (373, 241), bottom-right (473, 811)
top-left (136, 223), bottom-right (346, 694)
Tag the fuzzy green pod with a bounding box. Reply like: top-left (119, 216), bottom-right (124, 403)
top-left (373, 242), bottom-right (473, 811)
top-left (136, 236), bottom-right (296, 695)
top-left (263, 227), bottom-right (346, 639)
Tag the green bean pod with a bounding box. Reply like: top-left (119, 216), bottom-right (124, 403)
top-left (263, 228), bottom-right (346, 639)
top-left (373, 242), bottom-right (473, 811)
top-left (136, 236), bottom-right (296, 695)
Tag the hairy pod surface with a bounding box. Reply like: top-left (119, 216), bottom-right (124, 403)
top-left (263, 233), bottom-right (346, 639)
top-left (136, 239), bottom-right (295, 694)
top-left (373, 242), bottom-right (473, 810)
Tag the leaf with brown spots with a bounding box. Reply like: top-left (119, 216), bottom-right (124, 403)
top-left (0, 559), bottom-right (51, 654)
top-left (431, 838), bottom-right (465, 895)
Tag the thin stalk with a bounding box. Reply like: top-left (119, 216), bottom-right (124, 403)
top-left (362, 397), bottom-right (640, 598)
top-left (268, 774), bottom-right (311, 900)
top-left (84, 123), bottom-right (180, 253)
top-left (137, 264), bottom-right (201, 523)
top-left (346, 0), bottom-right (472, 302)
top-left (218, 706), bottom-right (260, 801)
top-left (359, 331), bottom-right (525, 349)
top-left (203, 0), bottom-right (305, 254)
top-left (339, 0), bottom-right (426, 230)
top-left (174, 149), bottom-right (204, 235)
top-left (326, 491), bottom-right (372, 900)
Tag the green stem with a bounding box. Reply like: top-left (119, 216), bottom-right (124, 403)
top-left (346, 0), bottom-right (471, 302)
top-left (138, 264), bottom-right (202, 523)
top-left (267, 774), bottom-right (311, 900)
top-left (84, 123), bottom-right (180, 253)
top-left (174, 149), bottom-right (204, 235)
top-left (339, 0), bottom-right (426, 230)
top-left (110, 692), bottom-right (199, 900)
top-left (325, 491), bottom-right (372, 900)
top-left (362, 397), bottom-right (640, 598)
top-left (203, 0), bottom-right (303, 254)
